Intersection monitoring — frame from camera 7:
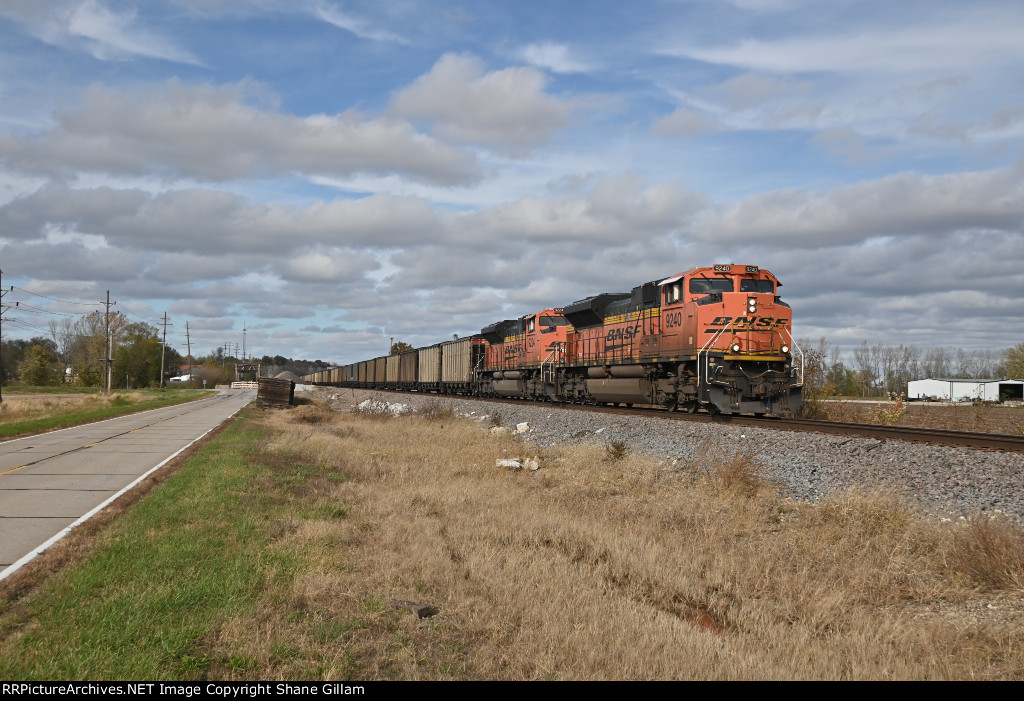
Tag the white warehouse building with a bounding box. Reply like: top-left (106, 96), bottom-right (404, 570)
top-left (907, 378), bottom-right (1024, 402)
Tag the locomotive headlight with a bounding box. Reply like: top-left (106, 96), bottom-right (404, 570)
top-left (747, 297), bottom-right (757, 313)
top-left (781, 344), bottom-right (790, 354)
top-left (731, 342), bottom-right (741, 352)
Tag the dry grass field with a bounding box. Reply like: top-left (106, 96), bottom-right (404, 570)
top-left (220, 399), bottom-right (1024, 680)
top-left (823, 400), bottom-right (1024, 434)
top-left (0, 390), bottom-right (117, 417)
top-left (0, 389), bottom-right (208, 440)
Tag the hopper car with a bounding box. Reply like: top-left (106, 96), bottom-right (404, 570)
top-left (304, 264), bottom-right (803, 416)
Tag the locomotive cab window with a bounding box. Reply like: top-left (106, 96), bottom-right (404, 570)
top-left (527, 317), bottom-right (536, 332)
top-left (540, 315), bottom-right (567, 333)
top-left (740, 279), bottom-right (774, 294)
top-left (689, 278), bottom-right (733, 295)
top-left (665, 282), bottom-right (683, 304)
top-left (539, 315), bottom-right (567, 326)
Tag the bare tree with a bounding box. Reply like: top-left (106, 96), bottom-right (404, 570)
top-left (920, 346), bottom-right (953, 378)
top-left (1004, 343), bottom-right (1024, 379)
top-left (48, 318), bottom-right (75, 383)
top-left (69, 310), bottom-right (128, 386)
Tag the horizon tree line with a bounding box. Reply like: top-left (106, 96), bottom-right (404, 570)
top-left (799, 338), bottom-right (1024, 398)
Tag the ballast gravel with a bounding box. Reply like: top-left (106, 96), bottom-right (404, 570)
top-left (320, 388), bottom-right (1024, 526)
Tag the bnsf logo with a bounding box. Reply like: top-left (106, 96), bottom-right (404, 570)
top-left (504, 343), bottom-right (525, 357)
top-left (706, 316), bottom-right (787, 332)
top-left (606, 323), bottom-right (641, 342)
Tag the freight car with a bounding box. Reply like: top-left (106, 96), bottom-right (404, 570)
top-left (305, 264), bottom-right (803, 416)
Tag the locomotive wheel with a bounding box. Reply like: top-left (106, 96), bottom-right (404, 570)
top-left (682, 400), bottom-right (697, 414)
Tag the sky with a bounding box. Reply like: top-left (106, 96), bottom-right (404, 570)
top-left (0, 0), bottom-right (1021, 365)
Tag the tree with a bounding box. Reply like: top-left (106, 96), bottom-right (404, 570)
top-left (390, 341), bottom-right (414, 355)
top-left (3, 337), bottom-right (56, 384)
top-left (852, 341), bottom-right (883, 396)
top-left (797, 337), bottom-right (835, 418)
top-left (113, 322), bottom-right (161, 388)
top-left (921, 346), bottom-right (953, 379)
top-left (48, 318), bottom-right (75, 383)
top-left (1004, 343), bottom-right (1024, 379)
top-left (19, 345), bottom-right (57, 386)
top-left (70, 310), bottom-right (127, 386)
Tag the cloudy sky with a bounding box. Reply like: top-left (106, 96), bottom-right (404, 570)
top-left (1, 0), bottom-right (1021, 364)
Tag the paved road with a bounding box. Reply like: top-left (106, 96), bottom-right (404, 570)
top-left (0, 389), bottom-right (255, 579)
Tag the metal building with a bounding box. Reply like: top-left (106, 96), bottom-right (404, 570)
top-left (907, 378), bottom-right (1024, 402)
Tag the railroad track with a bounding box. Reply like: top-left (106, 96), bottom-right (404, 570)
top-left (554, 403), bottom-right (1024, 453)
top-left (357, 389), bottom-right (1024, 453)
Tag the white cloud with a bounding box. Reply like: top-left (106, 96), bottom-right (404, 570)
top-left (390, 53), bottom-right (573, 152)
top-left (280, 250), bottom-right (380, 283)
top-left (653, 107), bottom-right (720, 136)
top-left (666, 12), bottom-right (1024, 75)
top-left (0, 81), bottom-right (481, 185)
top-left (4, 162), bottom-right (1022, 358)
top-left (696, 166), bottom-right (1024, 246)
top-left (1, 0), bottom-right (200, 64)
top-left (314, 4), bottom-right (410, 44)
top-left (700, 73), bottom-right (812, 109)
top-left (519, 42), bottom-right (593, 74)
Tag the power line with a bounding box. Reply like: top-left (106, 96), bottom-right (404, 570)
top-left (119, 307), bottom-right (165, 327)
top-left (9, 302), bottom-right (79, 317)
top-left (1, 275), bottom-right (98, 295)
top-left (11, 287), bottom-right (103, 307)
top-left (6, 318), bottom-right (50, 333)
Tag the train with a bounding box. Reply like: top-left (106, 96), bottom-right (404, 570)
top-left (304, 264), bottom-right (804, 416)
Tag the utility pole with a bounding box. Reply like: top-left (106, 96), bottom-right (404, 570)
top-left (0, 269), bottom-right (6, 403)
top-left (103, 290), bottom-right (116, 395)
top-left (186, 321), bottom-right (193, 390)
top-left (159, 311), bottom-right (169, 389)
top-left (242, 323), bottom-right (247, 362)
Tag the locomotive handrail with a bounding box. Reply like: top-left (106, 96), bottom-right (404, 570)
top-left (540, 342), bottom-right (565, 385)
top-left (696, 322), bottom-right (732, 404)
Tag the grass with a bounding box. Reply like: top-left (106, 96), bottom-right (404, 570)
top-left (1, 385), bottom-right (104, 395)
top-left (1, 401), bottom-right (1022, 680)
top-left (0, 410), bottom-right (309, 680)
top-left (0, 389), bottom-right (212, 440)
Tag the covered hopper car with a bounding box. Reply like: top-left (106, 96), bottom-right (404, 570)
top-left (305, 264), bottom-right (803, 416)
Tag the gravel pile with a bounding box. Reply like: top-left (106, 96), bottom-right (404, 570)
top-left (319, 389), bottom-right (1024, 525)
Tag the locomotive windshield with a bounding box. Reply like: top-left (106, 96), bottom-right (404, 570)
top-left (689, 278), bottom-right (733, 294)
top-left (740, 279), bottom-right (774, 293)
top-left (539, 316), bottom-right (567, 326)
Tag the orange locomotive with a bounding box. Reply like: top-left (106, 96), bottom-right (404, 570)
top-left (475, 265), bottom-right (802, 415)
top-left (305, 264), bottom-right (802, 416)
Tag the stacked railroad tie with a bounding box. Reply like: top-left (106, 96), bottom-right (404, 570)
top-left (256, 377), bottom-right (295, 409)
